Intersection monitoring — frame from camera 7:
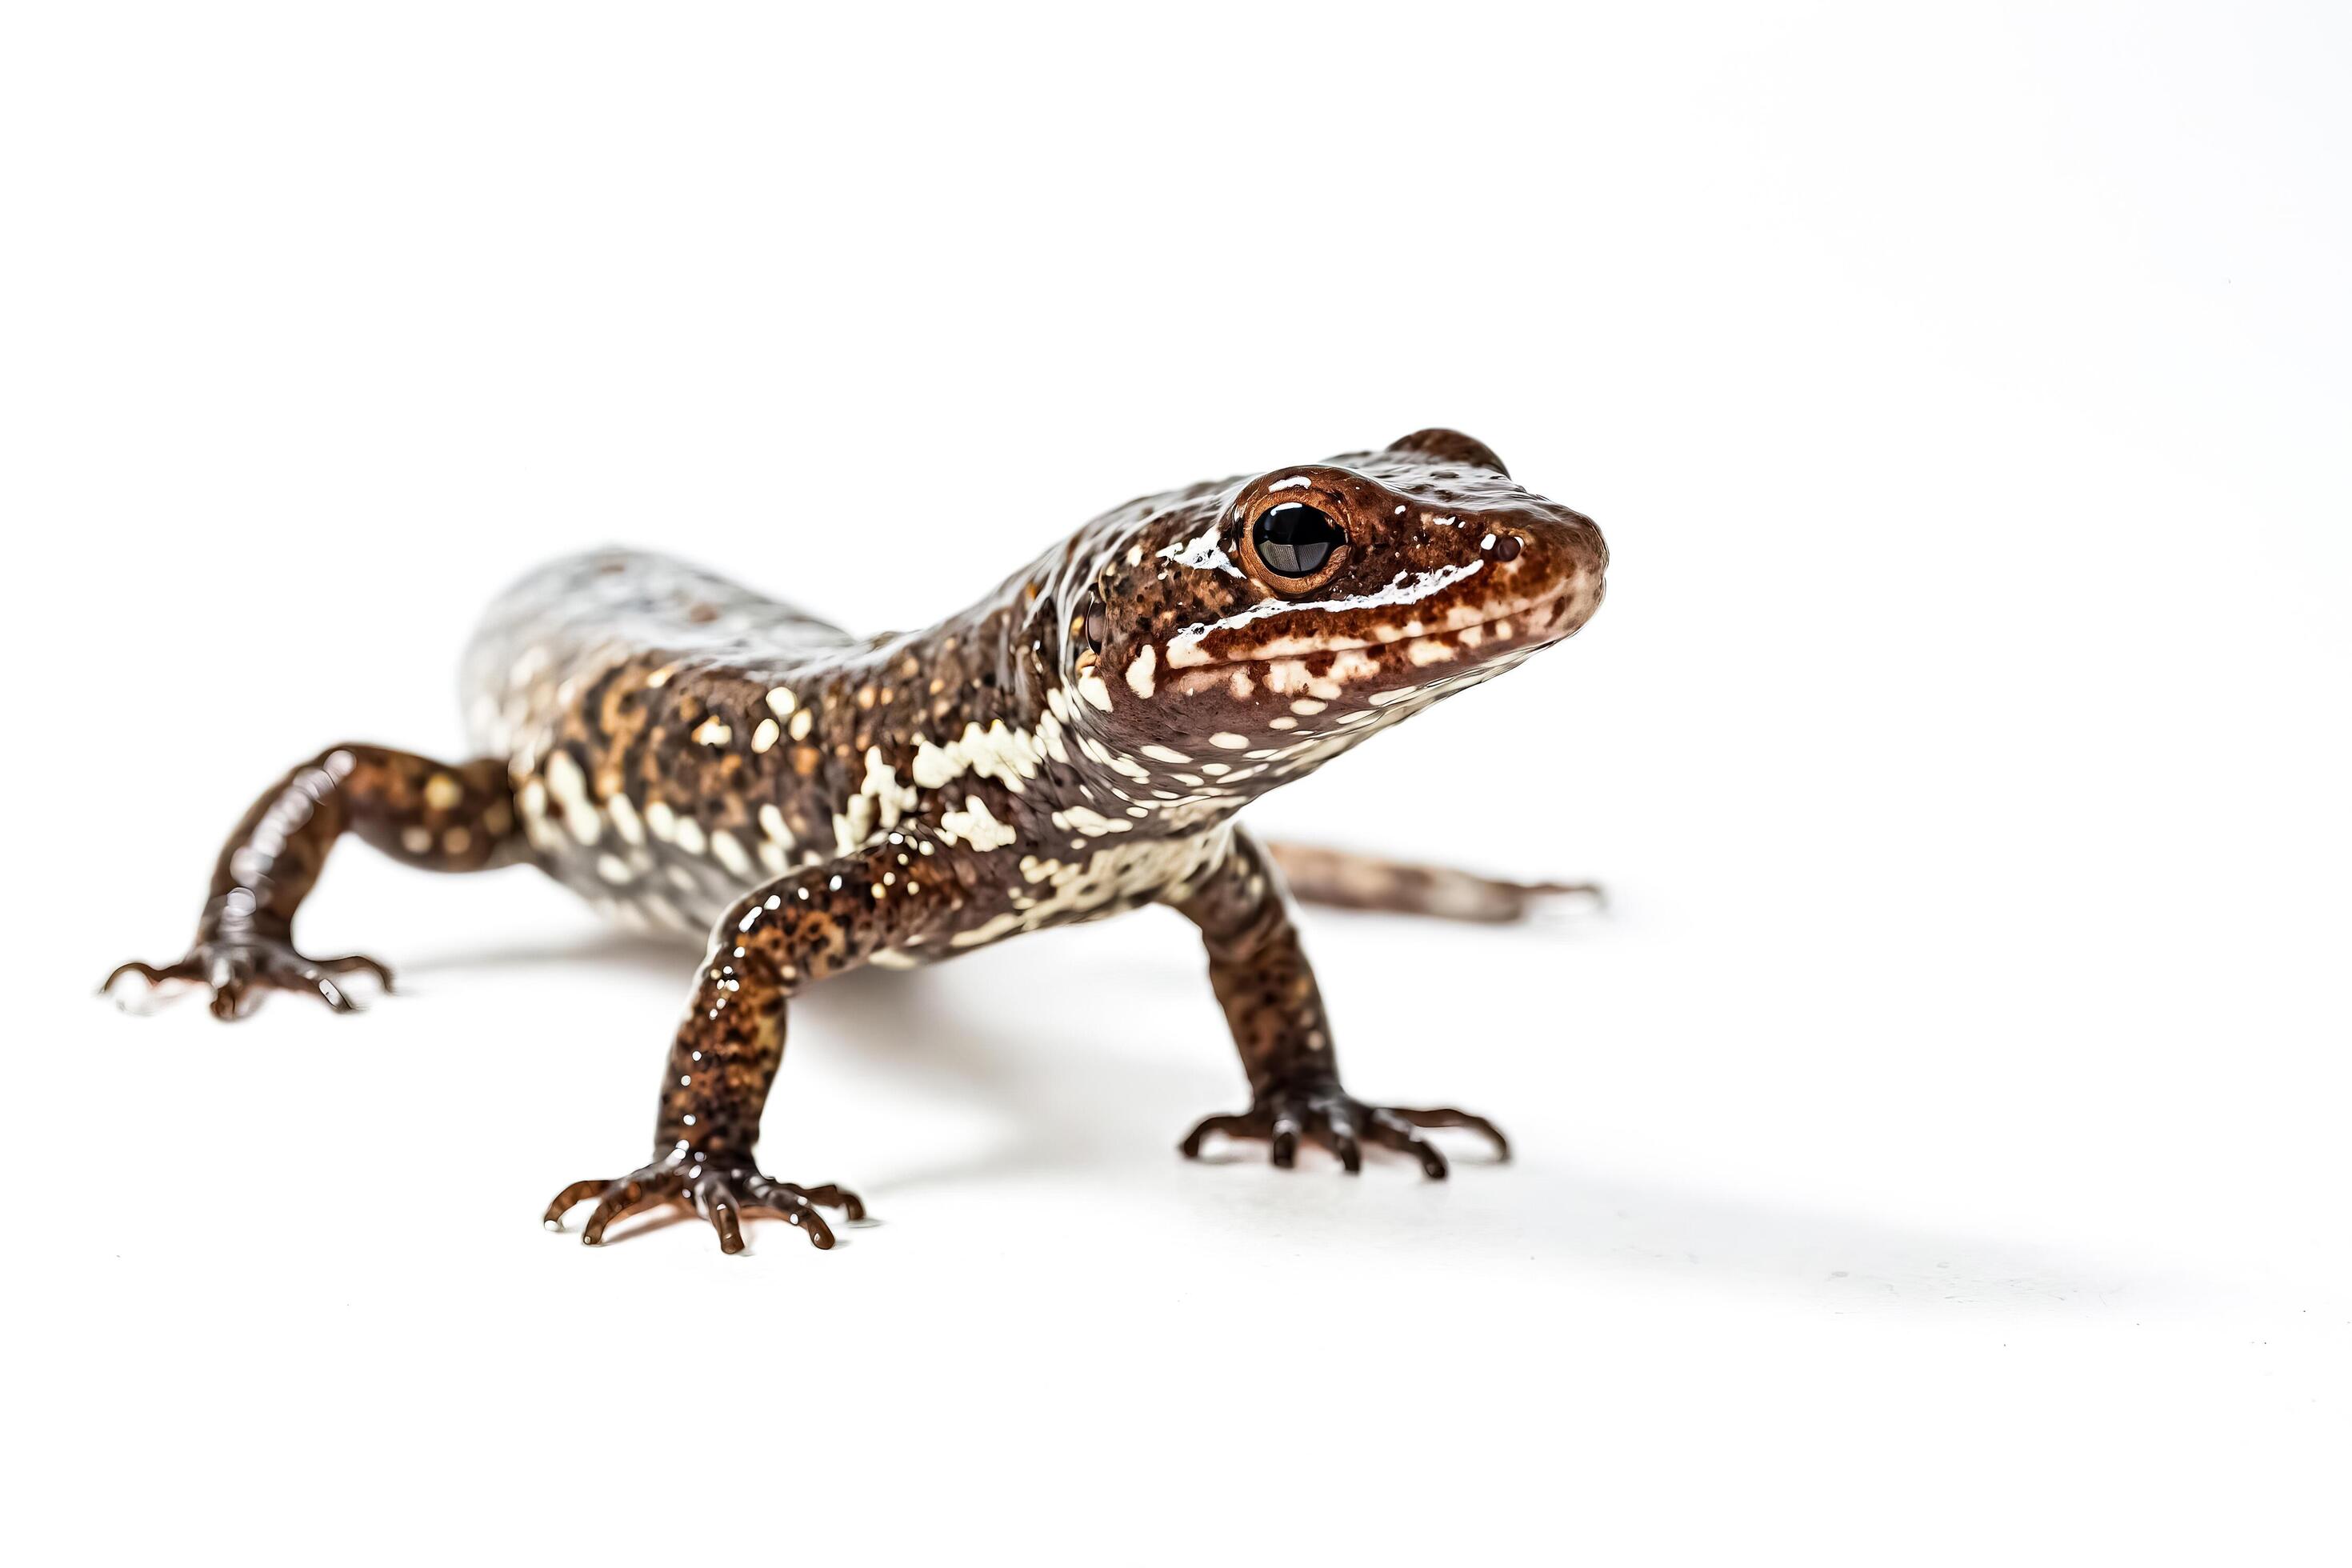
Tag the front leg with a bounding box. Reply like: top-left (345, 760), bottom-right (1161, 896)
top-left (544, 836), bottom-right (962, 1254)
top-left (1170, 828), bottom-right (1509, 1178)
top-left (104, 745), bottom-right (521, 1018)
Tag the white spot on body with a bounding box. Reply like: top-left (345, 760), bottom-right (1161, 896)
top-left (1125, 642), bottom-right (1157, 698)
top-left (939, 794), bottom-right (1018, 850)
top-left (543, 750), bottom-right (602, 845)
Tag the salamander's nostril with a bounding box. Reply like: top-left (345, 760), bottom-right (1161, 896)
top-left (1492, 533), bottom-right (1523, 562)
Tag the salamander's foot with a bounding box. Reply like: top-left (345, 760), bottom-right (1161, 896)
top-left (1180, 1083), bottom-right (1509, 1178)
top-left (102, 938), bottom-right (394, 1020)
top-left (543, 1150), bottom-right (866, 1254)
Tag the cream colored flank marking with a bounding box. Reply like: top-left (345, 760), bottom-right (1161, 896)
top-left (1140, 743), bottom-right (1190, 764)
top-left (423, 774), bottom-right (463, 811)
top-left (1125, 642), bottom-right (1157, 698)
top-left (606, 793), bottom-right (645, 846)
top-left (766, 687), bottom-right (797, 718)
top-left (939, 794), bottom-right (1018, 851)
top-left (644, 800), bottom-right (677, 842)
top-left (789, 707), bottom-right (814, 740)
top-left (751, 718), bottom-right (781, 753)
top-left (949, 826), bottom-right (1233, 949)
top-left (834, 747), bottom-right (922, 854)
top-left (402, 826), bottom-right (434, 855)
top-left (543, 750), bottom-right (602, 845)
top-left (1210, 732), bottom-right (1249, 750)
top-left (911, 721), bottom-right (1042, 793)
top-left (693, 716), bottom-right (732, 747)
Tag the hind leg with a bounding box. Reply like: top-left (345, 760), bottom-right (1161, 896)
top-left (105, 745), bottom-right (522, 1019)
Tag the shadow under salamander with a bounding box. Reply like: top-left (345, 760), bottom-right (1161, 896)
top-left (401, 930), bottom-right (2202, 1314)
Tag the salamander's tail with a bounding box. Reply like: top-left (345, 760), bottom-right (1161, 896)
top-left (1262, 842), bottom-right (1604, 925)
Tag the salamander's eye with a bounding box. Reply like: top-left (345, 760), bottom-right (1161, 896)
top-left (1078, 593), bottom-right (1108, 654)
top-left (1250, 504), bottom-right (1346, 579)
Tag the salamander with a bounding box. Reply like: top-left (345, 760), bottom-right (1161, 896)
top-left (106, 428), bottom-right (1609, 1254)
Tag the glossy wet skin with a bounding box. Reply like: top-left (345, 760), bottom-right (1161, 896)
top-left (108, 429), bottom-right (1610, 1254)
top-left (1047, 427), bottom-right (1607, 790)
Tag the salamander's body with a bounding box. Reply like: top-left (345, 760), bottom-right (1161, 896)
top-left (110, 430), bottom-right (1607, 1253)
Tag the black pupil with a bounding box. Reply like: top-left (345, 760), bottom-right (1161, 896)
top-left (1252, 503), bottom-right (1344, 578)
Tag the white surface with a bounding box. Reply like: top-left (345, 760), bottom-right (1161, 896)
top-left (5, 3), bottom-right (2346, 1562)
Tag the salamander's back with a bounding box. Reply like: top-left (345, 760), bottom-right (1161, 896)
top-left (461, 549), bottom-right (858, 765)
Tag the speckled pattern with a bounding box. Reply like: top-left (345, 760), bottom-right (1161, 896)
top-left (109, 430), bottom-right (1608, 1253)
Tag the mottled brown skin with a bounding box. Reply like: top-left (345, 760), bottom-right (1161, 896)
top-left (104, 747), bottom-right (517, 1017)
top-left (109, 429), bottom-right (1608, 1254)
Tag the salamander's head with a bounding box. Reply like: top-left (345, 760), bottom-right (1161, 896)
top-left (1049, 429), bottom-right (1606, 801)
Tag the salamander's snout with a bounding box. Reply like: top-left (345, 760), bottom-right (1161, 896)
top-left (1480, 501), bottom-right (1607, 647)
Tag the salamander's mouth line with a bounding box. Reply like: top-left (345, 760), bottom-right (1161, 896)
top-left (1197, 582), bottom-right (1578, 669)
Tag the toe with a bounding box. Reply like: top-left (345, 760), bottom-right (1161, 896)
top-left (299, 969), bottom-right (359, 1013)
top-left (1370, 1110), bottom-right (1450, 1178)
top-left (542, 1178), bottom-right (608, 1229)
top-left (795, 1182), bottom-right (866, 1221)
top-left (321, 954), bottom-right (396, 993)
top-left (582, 1176), bottom-right (676, 1245)
top-left (785, 1205), bottom-right (838, 1250)
top-left (1399, 1108), bottom-right (1510, 1160)
top-left (1321, 1103), bottom-right (1364, 1174)
top-left (1179, 1113), bottom-right (1253, 1158)
top-left (702, 1180), bottom-right (746, 1255)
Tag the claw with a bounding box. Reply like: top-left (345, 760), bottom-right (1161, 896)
top-left (1268, 1118), bottom-right (1301, 1168)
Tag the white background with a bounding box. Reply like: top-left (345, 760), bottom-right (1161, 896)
top-left (5, 3), bottom-right (2346, 1562)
